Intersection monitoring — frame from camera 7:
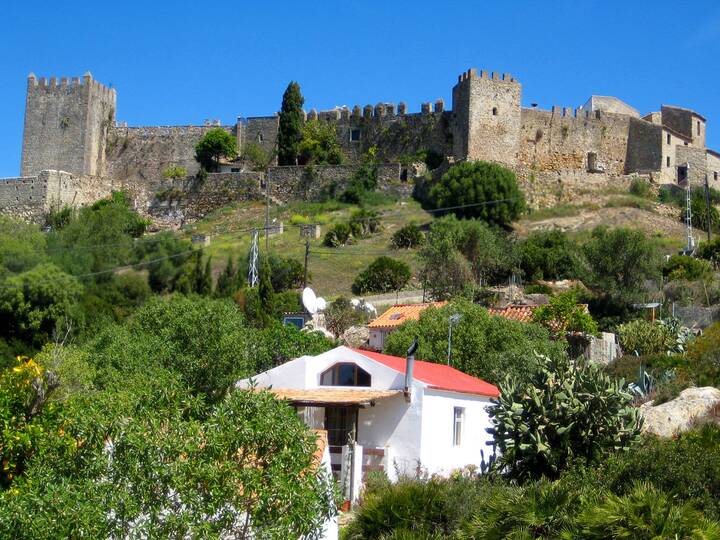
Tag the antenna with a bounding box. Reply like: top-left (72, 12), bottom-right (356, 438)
top-left (248, 229), bottom-right (259, 287)
top-left (302, 287), bottom-right (318, 314)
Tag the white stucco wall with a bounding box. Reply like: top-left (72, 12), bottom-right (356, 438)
top-left (418, 389), bottom-right (495, 476)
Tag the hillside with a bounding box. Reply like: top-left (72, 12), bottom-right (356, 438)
top-left (182, 188), bottom-right (697, 298)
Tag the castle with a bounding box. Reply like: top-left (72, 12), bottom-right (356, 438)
top-left (2, 68), bottom-right (718, 224)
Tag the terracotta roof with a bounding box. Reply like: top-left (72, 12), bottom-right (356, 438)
top-left (368, 302), bottom-right (447, 329)
top-left (353, 349), bottom-right (499, 398)
top-left (268, 388), bottom-right (401, 406)
top-left (487, 304), bottom-right (537, 323)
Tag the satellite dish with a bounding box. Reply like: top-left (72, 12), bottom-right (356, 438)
top-left (316, 297), bottom-right (327, 311)
top-left (302, 287), bottom-right (318, 314)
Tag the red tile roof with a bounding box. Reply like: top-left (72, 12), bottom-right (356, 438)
top-left (487, 305), bottom-right (537, 323)
top-left (368, 302), bottom-right (447, 329)
top-left (353, 349), bottom-right (499, 398)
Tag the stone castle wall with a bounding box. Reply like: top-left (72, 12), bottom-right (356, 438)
top-left (21, 74), bottom-right (116, 178)
top-left (104, 125), bottom-right (235, 207)
top-left (0, 170), bottom-right (112, 222)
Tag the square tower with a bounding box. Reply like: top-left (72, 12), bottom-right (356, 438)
top-left (452, 68), bottom-right (521, 166)
top-left (21, 72), bottom-right (116, 177)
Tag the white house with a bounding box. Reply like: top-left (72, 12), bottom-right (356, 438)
top-left (237, 346), bottom-right (499, 496)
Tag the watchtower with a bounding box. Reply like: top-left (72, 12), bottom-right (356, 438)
top-left (451, 68), bottom-right (522, 165)
top-left (21, 72), bottom-right (116, 177)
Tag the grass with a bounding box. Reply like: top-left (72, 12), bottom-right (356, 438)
top-left (183, 199), bottom-right (432, 298)
top-left (603, 195), bottom-right (656, 212)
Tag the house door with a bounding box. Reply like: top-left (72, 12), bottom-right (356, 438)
top-left (325, 406), bottom-right (358, 447)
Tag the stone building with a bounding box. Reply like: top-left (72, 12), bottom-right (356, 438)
top-left (3, 67), bottom-right (719, 223)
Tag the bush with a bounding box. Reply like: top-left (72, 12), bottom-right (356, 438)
top-left (323, 222), bottom-right (352, 247)
top-left (617, 319), bottom-right (677, 356)
top-left (352, 256), bottom-right (411, 294)
top-left (663, 254), bottom-right (713, 281)
top-left (343, 476), bottom-right (487, 540)
top-left (426, 161), bottom-right (525, 227)
top-left (162, 165), bottom-right (187, 179)
top-left (298, 120), bottom-right (343, 165)
top-left (518, 230), bottom-right (585, 281)
top-left (348, 209), bottom-right (382, 238)
top-left (628, 177), bottom-right (652, 198)
top-left (324, 297), bottom-right (364, 337)
top-left (489, 353), bottom-right (641, 480)
top-left (391, 223), bottom-right (424, 249)
top-left (531, 291), bottom-right (598, 338)
top-left (697, 237), bottom-right (720, 264)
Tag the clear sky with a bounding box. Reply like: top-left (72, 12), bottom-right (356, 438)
top-left (1, 0), bottom-right (719, 177)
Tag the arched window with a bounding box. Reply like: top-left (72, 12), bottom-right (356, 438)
top-left (320, 363), bottom-right (371, 387)
top-left (257, 133), bottom-right (263, 143)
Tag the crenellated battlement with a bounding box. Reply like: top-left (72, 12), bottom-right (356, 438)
top-left (27, 72), bottom-right (116, 99)
top-left (457, 67), bottom-right (516, 84)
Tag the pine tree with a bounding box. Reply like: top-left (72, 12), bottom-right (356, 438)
top-left (277, 81), bottom-right (305, 166)
top-left (215, 256), bottom-right (237, 297)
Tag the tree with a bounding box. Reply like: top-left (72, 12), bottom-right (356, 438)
top-left (298, 120), bottom-right (343, 165)
top-left (518, 230), bottom-right (586, 281)
top-left (277, 81), bottom-right (305, 165)
top-left (194, 128), bottom-right (237, 172)
top-left (241, 142), bottom-right (274, 171)
top-left (0, 216), bottom-right (47, 273)
top-left (384, 299), bottom-right (564, 384)
top-left (215, 256), bottom-right (238, 297)
top-left (324, 297), bottom-right (363, 337)
top-left (190, 251), bottom-right (212, 296)
top-left (0, 263), bottom-right (84, 350)
top-left (427, 161), bottom-right (525, 227)
top-left (258, 256), bottom-right (275, 326)
top-left (583, 226), bottom-right (661, 303)
top-left (532, 292), bottom-right (598, 339)
top-left (134, 232), bottom-right (194, 293)
top-left (488, 353), bottom-right (641, 481)
top-left (352, 257), bottom-right (411, 294)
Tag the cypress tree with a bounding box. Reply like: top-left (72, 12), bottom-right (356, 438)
top-left (258, 255), bottom-right (275, 326)
top-left (277, 81), bottom-right (305, 166)
top-left (215, 256), bottom-right (237, 297)
top-left (200, 256), bottom-right (213, 296)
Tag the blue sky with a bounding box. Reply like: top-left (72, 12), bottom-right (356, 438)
top-left (1, 0), bottom-right (719, 177)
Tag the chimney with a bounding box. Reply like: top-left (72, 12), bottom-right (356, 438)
top-left (404, 339), bottom-right (418, 402)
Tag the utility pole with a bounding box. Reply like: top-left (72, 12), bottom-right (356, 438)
top-left (303, 240), bottom-right (310, 289)
top-left (705, 173), bottom-right (712, 242)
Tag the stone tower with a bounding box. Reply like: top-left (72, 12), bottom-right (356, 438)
top-left (21, 72), bottom-right (116, 177)
top-left (451, 68), bottom-right (521, 166)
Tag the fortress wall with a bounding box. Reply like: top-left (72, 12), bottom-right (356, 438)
top-left (104, 125), bottom-right (235, 205)
top-left (676, 145), bottom-right (709, 186)
top-left (707, 152), bottom-right (720, 189)
top-left (21, 75), bottom-right (116, 177)
top-left (239, 117), bottom-right (279, 159)
top-left (0, 175), bottom-right (49, 221)
top-left (146, 171), bottom-right (264, 227)
top-left (266, 163), bottom-right (405, 202)
top-left (518, 108), bottom-right (632, 176)
top-left (626, 117), bottom-right (663, 174)
top-left (515, 167), bottom-right (636, 209)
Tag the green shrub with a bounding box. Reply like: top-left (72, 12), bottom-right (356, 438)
top-left (518, 230), bottom-right (585, 281)
top-left (663, 254), bottom-right (713, 281)
top-left (352, 256), bottom-right (411, 294)
top-left (348, 209), bottom-right (382, 238)
top-left (343, 477), bottom-right (487, 540)
top-left (617, 319), bottom-right (676, 356)
top-left (697, 237), bottom-right (720, 264)
top-left (628, 177), bottom-right (652, 198)
top-left (162, 165), bottom-right (187, 179)
top-left (427, 161), bottom-right (525, 227)
top-left (489, 353), bottom-right (641, 480)
top-left (194, 128), bottom-right (237, 172)
top-left (323, 223), bottom-right (352, 247)
top-left (298, 120), bottom-right (343, 165)
top-left (391, 223), bottom-right (424, 249)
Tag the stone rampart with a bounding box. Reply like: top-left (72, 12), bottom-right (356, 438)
top-left (146, 171), bottom-right (264, 228)
top-left (0, 170), bottom-right (113, 222)
top-left (266, 163), bottom-right (404, 202)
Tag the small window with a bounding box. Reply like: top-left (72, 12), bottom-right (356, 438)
top-left (667, 133), bottom-right (671, 145)
top-left (283, 316), bottom-right (305, 329)
top-left (587, 152), bottom-right (598, 172)
top-left (667, 156), bottom-right (671, 167)
top-left (257, 133), bottom-right (263, 143)
top-left (678, 165), bottom-right (688, 183)
top-left (492, 107), bottom-right (498, 116)
top-left (715, 172), bottom-right (718, 182)
top-left (321, 363), bottom-right (371, 387)
top-left (453, 407), bottom-right (464, 446)
top-left (350, 128), bottom-right (361, 142)
top-left (698, 121), bottom-right (701, 135)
